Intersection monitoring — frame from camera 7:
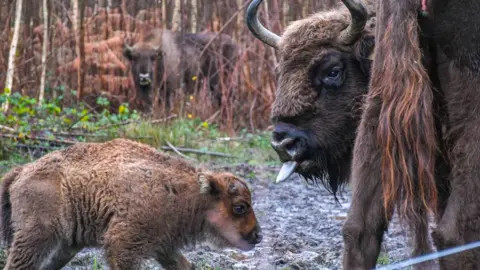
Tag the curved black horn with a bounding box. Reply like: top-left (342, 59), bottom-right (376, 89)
top-left (246, 0), bottom-right (280, 49)
top-left (338, 0), bottom-right (368, 45)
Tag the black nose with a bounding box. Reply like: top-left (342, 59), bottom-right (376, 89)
top-left (271, 123), bottom-right (307, 161)
top-left (248, 226), bottom-right (263, 245)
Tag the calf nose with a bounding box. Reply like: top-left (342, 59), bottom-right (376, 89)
top-left (248, 226), bottom-right (263, 245)
top-left (253, 231), bottom-right (263, 244)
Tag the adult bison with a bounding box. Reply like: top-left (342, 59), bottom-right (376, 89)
top-left (123, 29), bottom-right (238, 112)
top-left (247, 0), bottom-right (376, 194)
top-left (342, 0), bottom-right (480, 269)
top-left (247, 0), bottom-right (440, 268)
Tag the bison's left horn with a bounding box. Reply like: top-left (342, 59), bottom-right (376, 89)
top-left (246, 0), bottom-right (280, 49)
top-left (338, 0), bottom-right (368, 45)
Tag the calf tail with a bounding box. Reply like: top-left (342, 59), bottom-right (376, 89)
top-left (0, 166), bottom-right (21, 247)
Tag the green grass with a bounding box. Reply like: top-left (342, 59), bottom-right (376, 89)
top-left (376, 252), bottom-right (390, 265)
top-left (119, 118), bottom-right (278, 165)
top-left (0, 117), bottom-right (279, 179)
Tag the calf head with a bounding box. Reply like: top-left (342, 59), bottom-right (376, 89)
top-left (247, 0), bottom-right (376, 195)
top-left (198, 172), bottom-right (262, 251)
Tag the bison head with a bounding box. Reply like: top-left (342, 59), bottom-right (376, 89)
top-left (123, 42), bottom-right (163, 103)
top-left (247, 0), bottom-right (376, 195)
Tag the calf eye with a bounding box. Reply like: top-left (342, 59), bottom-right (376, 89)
top-left (233, 204), bottom-right (248, 215)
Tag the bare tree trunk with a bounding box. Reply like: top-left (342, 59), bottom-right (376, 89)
top-left (235, 0), bottom-right (244, 41)
top-left (172, 0), bottom-right (181, 31)
top-left (264, 0), bottom-right (278, 66)
top-left (301, 0), bottom-right (309, 18)
top-left (38, 0), bottom-right (49, 104)
top-left (190, 0), bottom-right (197, 33)
top-left (121, 0), bottom-right (129, 33)
top-left (72, 0), bottom-right (86, 100)
top-left (162, 0), bottom-right (168, 29)
top-left (282, 0), bottom-right (289, 28)
top-left (107, 0), bottom-right (112, 12)
top-left (2, 0), bottom-right (23, 112)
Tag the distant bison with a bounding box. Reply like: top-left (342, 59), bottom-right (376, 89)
top-left (123, 29), bottom-right (238, 112)
top-left (0, 138), bottom-right (262, 269)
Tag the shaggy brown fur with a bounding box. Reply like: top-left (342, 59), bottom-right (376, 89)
top-left (0, 139), bottom-right (262, 270)
top-left (249, 0), bottom-right (378, 196)
top-left (343, 0), bottom-right (480, 269)
top-left (123, 29), bottom-right (238, 113)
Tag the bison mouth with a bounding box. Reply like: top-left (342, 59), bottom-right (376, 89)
top-left (138, 73), bottom-right (152, 86)
top-left (275, 148), bottom-right (352, 197)
top-left (138, 78), bottom-right (151, 86)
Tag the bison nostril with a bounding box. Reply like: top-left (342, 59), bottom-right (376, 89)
top-left (272, 131), bottom-right (286, 142)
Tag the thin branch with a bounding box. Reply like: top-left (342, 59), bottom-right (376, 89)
top-left (95, 114), bottom-right (177, 130)
top-left (165, 140), bottom-right (197, 161)
top-left (160, 145), bottom-right (236, 158)
top-left (198, 1), bottom-right (251, 58)
top-left (0, 133), bottom-right (78, 145)
top-left (0, 125), bottom-right (15, 132)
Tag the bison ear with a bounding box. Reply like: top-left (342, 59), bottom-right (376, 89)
top-left (353, 34), bottom-right (375, 75)
top-left (198, 173), bottom-right (221, 196)
top-left (154, 47), bottom-right (164, 57)
top-left (123, 46), bottom-right (133, 60)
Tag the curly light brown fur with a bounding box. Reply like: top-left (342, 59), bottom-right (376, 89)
top-left (0, 139), bottom-right (261, 270)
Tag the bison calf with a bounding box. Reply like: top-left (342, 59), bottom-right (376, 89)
top-left (0, 139), bottom-right (262, 270)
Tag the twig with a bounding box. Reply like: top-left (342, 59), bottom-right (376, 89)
top-left (0, 133), bottom-right (78, 145)
top-left (198, 1), bottom-right (251, 58)
top-left (164, 140), bottom-right (197, 161)
top-left (160, 146), bottom-right (236, 158)
top-left (0, 125), bottom-right (15, 132)
top-left (49, 131), bottom-right (153, 139)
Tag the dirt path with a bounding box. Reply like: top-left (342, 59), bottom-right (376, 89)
top-left (64, 164), bottom-right (413, 269)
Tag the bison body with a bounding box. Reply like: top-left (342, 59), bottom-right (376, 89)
top-left (342, 0), bottom-right (480, 269)
top-left (0, 139), bottom-right (261, 269)
top-left (124, 29), bottom-right (238, 113)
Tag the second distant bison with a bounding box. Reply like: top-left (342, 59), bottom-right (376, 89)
top-left (124, 29), bottom-right (238, 112)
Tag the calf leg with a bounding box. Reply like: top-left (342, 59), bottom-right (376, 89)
top-left (157, 251), bottom-right (194, 270)
top-left (103, 224), bottom-right (147, 270)
top-left (4, 224), bottom-right (77, 270)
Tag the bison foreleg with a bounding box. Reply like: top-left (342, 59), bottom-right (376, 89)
top-left (342, 110), bottom-right (391, 270)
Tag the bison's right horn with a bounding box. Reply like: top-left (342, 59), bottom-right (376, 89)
top-left (246, 0), bottom-right (280, 49)
top-left (338, 0), bottom-right (368, 45)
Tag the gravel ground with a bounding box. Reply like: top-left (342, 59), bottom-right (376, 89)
top-left (63, 164), bottom-right (414, 270)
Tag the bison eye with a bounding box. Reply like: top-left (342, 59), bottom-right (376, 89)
top-left (233, 204), bottom-right (248, 215)
top-left (327, 69), bottom-right (340, 78)
top-left (321, 66), bottom-right (344, 87)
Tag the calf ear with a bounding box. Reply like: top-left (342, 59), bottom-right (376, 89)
top-left (198, 173), bottom-right (221, 196)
